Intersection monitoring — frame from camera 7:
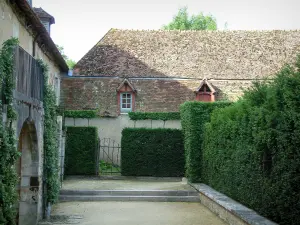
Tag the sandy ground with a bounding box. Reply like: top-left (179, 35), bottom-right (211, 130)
top-left (48, 201), bottom-right (227, 225)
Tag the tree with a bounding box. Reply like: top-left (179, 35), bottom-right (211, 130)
top-left (56, 44), bottom-right (76, 69)
top-left (65, 59), bottom-right (76, 70)
top-left (163, 7), bottom-right (217, 30)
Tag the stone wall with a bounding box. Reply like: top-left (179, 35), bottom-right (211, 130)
top-left (61, 76), bottom-right (252, 116)
top-left (65, 114), bottom-right (181, 148)
top-left (0, 0), bottom-right (65, 223)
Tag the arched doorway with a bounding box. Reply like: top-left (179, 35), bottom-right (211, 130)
top-left (16, 119), bottom-right (39, 225)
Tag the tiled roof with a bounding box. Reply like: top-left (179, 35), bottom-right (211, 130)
top-left (33, 7), bottom-right (55, 24)
top-left (74, 29), bottom-right (300, 79)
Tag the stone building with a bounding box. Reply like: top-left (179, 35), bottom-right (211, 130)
top-left (62, 29), bottom-right (300, 116)
top-left (0, 0), bottom-right (68, 224)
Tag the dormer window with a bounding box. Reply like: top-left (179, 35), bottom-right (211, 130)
top-left (117, 79), bottom-right (137, 114)
top-left (195, 78), bottom-right (216, 102)
top-left (33, 7), bottom-right (55, 35)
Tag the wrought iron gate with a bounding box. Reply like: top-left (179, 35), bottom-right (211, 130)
top-left (97, 138), bottom-right (121, 175)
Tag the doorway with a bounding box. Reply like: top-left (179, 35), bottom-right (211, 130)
top-left (16, 120), bottom-right (39, 225)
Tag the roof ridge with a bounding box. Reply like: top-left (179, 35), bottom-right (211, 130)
top-left (109, 28), bottom-right (300, 32)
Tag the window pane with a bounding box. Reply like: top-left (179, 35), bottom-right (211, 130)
top-left (120, 93), bottom-right (132, 112)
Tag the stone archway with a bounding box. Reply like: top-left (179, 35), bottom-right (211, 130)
top-left (16, 119), bottom-right (39, 225)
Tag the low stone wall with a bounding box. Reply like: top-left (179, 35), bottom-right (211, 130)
top-left (190, 183), bottom-right (277, 225)
top-left (65, 115), bottom-right (181, 165)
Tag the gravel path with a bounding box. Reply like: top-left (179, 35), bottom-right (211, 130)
top-left (41, 201), bottom-right (227, 225)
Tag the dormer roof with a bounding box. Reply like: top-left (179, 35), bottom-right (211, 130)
top-left (195, 78), bottom-right (216, 93)
top-left (117, 79), bottom-right (137, 92)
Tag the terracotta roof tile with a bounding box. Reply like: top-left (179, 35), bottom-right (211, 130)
top-left (74, 29), bottom-right (300, 79)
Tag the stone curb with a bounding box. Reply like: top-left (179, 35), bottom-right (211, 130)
top-left (59, 195), bottom-right (200, 202)
top-left (60, 189), bottom-right (199, 196)
top-left (190, 183), bottom-right (278, 225)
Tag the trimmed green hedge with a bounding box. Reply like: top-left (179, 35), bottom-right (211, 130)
top-left (121, 128), bottom-right (184, 177)
top-left (202, 60), bottom-right (300, 225)
top-left (180, 101), bottom-right (231, 182)
top-left (64, 110), bottom-right (98, 118)
top-left (65, 127), bottom-right (98, 175)
top-left (128, 112), bottom-right (180, 120)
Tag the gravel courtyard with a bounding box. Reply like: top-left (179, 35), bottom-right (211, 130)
top-left (46, 201), bottom-right (227, 225)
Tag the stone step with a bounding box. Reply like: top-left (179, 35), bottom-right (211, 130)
top-left (59, 195), bottom-right (200, 202)
top-left (60, 189), bottom-right (199, 197)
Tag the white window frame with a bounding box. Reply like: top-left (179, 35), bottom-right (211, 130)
top-left (120, 92), bottom-right (132, 113)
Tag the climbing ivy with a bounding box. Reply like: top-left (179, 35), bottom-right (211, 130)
top-left (0, 38), bottom-right (20, 225)
top-left (37, 60), bottom-right (60, 204)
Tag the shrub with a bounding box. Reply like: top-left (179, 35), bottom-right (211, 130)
top-left (121, 128), bottom-right (184, 177)
top-left (128, 112), bottom-right (180, 120)
top-left (180, 101), bottom-right (231, 182)
top-left (202, 57), bottom-right (300, 225)
top-left (65, 127), bottom-right (98, 175)
top-left (64, 110), bottom-right (98, 118)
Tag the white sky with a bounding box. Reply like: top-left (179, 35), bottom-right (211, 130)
top-left (33, 0), bottom-right (300, 62)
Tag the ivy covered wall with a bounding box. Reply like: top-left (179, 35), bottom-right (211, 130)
top-left (0, 38), bottom-right (20, 225)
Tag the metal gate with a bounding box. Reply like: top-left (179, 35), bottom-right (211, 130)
top-left (97, 138), bottom-right (121, 175)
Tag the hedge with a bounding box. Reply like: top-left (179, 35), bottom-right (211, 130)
top-left (65, 127), bottom-right (98, 175)
top-left (121, 128), bottom-right (184, 177)
top-left (180, 101), bottom-right (231, 182)
top-left (202, 58), bottom-right (300, 225)
top-left (64, 110), bottom-right (98, 118)
top-left (128, 112), bottom-right (180, 120)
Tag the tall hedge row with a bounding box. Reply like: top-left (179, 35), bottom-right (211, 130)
top-left (180, 101), bottom-right (231, 182)
top-left (64, 110), bottom-right (98, 118)
top-left (65, 127), bottom-right (98, 175)
top-left (128, 112), bottom-right (180, 120)
top-left (203, 59), bottom-right (300, 225)
top-left (121, 128), bottom-right (184, 177)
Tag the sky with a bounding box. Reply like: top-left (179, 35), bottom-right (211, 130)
top-left (33, 0), bottom-right (300, 62)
